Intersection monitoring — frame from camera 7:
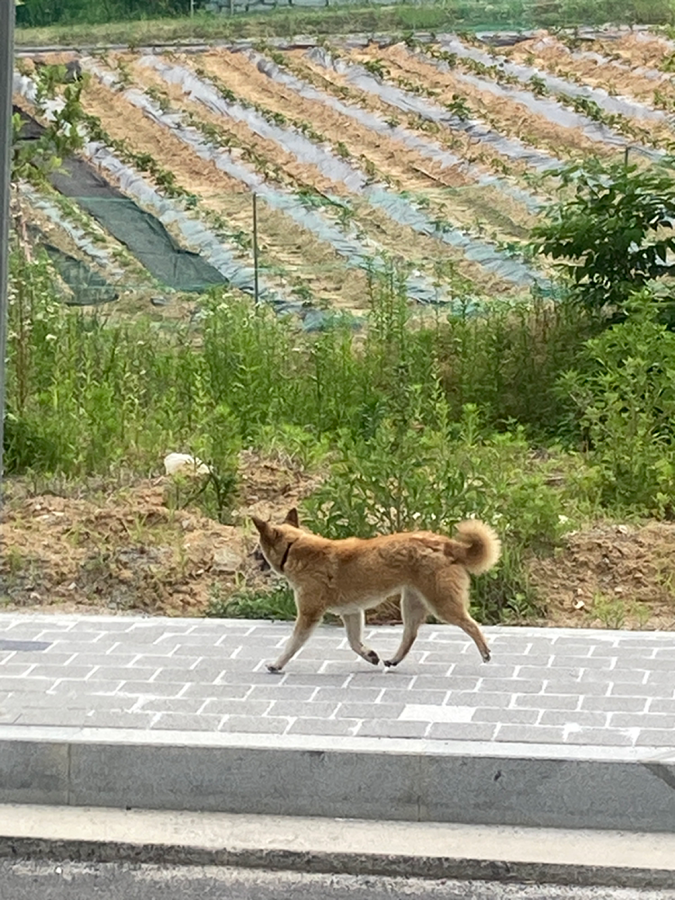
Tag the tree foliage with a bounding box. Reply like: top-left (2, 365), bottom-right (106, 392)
top-left (532, 159), bottom-right (675, 320)
top-left (13, 66), bottom-right (86, 187)
top-left (17, 0), bottom-right (201, 27)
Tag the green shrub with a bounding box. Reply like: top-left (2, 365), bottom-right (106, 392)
top-left (558, 291), bottom-right (675, 517)
top-left (304, 404), bottom-right (569, 623)
top-left (532, 159), bottom-right (675, 323)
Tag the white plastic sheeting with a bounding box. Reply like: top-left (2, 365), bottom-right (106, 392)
top-left (306, 47), bottom-right (560, 174)
top-left (14, 70), bottom-right (288, 306)
top-left (84, 58), bottom-right (456, 307)
top-left (562, 46), bottom-right (667, 84)
top-left (438, 33), bottom-right (668, 124)
top-left (247, 49), bottom-right (543, 213)
top-left (19, 182), bottom-right (125, 280)
top-left (141, 54), bottom-right (544, 288)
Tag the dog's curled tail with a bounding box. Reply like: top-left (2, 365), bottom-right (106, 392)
top-left (454, 520), bottom-right (501, 575)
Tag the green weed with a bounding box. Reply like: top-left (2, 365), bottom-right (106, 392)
top-left (592, 592), bottom-right (627, 629)
top-left (206, 581), bottom-right (296, 620)
top-left (558, 292), bottom-right (675, 517)
top-left (445, 94), bottom-right (472, 121)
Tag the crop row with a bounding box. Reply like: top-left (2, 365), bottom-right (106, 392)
top-left (17, 29), bottom-right (674, 313)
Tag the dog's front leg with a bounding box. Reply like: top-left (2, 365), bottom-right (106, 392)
top-left (267, 608), bottom-right (321, 673)
top-left (342, 611), bottom-right (380, 666)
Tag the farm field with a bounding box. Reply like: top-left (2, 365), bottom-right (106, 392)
top-left (13, 25), bottom-right (675, 321)
top-left (7, 21), bottom-right (675, 632)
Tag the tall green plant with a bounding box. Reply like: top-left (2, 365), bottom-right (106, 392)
top-left (558, 291), bottom-right (675, 516)
top-left (435, 295), bottom-right (594, 435)
top-left (532, 159), bottom-right (675, 322)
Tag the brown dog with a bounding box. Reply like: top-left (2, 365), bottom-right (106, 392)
top-left (252, 509), bottom-right (501, 672)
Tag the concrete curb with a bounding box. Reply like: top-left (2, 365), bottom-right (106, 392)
top-left (2, 726), bottom-right (675, 832)
top-left (2, 806), bottom-right (675, 889)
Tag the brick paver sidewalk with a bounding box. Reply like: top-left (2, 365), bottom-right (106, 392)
top-left (1, 614), bottom-right (674, 750)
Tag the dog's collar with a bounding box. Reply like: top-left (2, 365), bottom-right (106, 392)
top-left (279, 539), bottom-right (297, 572)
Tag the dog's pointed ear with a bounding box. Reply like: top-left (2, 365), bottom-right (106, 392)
top-left (251, 515), bottom-right (270, 536)
top-left (284, 508), bottom-right (299, 528)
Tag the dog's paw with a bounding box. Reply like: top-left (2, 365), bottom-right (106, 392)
top-left (365, 649), bottom-right (380, 665)
top-left (266, 663), bottom-right (283, 674)
top-left (383, 659), bottom-right (398, 668)
top-left (482, 650), bottom-right (491, 663)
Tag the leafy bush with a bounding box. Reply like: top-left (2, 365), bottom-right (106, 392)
top-left (532, 159), bottom-right (675, 322)
top-left (558, 291), bottom-right (675, 516)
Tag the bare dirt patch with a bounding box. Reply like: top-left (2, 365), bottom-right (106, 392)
top-left (529, 521), bottom-right (675, 630)
top-left (0, 454), bottom-right (321, 618)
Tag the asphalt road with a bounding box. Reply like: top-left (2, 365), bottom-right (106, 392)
top-left (2, 861), bottom-right (674, 900)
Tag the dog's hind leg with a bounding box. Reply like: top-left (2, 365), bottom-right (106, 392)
top-left (423, 570), bottom-right (491, 663)
top-left (429, 576), bottom-right (491, 662)
top-left (383, 589), bottom-right (427, 667)
top-left (454, 613), bottom-right (491, 662)
top-left (267, 607), bottom-right (322, 673)
top-left (342, 610), bottom-right (380, 665)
